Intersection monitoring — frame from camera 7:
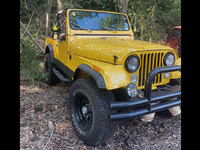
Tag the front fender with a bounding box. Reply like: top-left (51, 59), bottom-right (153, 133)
top-left (76, 64), bottom-right (106, 89)
top-left (100, 64), bottom-right (130, 90)
top-left (73, 55), bottom-right (130, 90)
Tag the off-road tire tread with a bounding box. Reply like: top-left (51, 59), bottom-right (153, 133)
top-left (44, 54), bottom-right (59, 85)
top-left (68, 77), bottom-right (117, 146)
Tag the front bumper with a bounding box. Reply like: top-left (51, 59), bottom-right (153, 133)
top-left (110, 65), bottom-right (181, 120)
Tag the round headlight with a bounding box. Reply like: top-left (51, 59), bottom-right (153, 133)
top-left (164, 52), bottom-right (175, 66)
top-left (125, 55), bottom-right (140, 73)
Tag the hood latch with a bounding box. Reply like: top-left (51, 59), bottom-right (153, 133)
top-left (113, 55), bottom-right (118, 65)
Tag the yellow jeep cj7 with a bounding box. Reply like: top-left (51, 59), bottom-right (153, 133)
top-left (44, 8), bottom-right (181, 146)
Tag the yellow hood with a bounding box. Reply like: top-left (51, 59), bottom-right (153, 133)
top-left (71, 37), bottom-right (170, 65)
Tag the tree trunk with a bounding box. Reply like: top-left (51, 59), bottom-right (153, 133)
top-left (46, 0), bottom-right (52, 37)
top-left (57, 0), bottom-right (62, 10)
top-left (46, 13), bottom-right (49, 37)
top-left (20, 21), bottom-right (44, 52)
top-left (115, 1), bottom-right (118, 12)
top-left (149, 0), bottom-right (156, 42)
top-left (118, 0), bottom-right (129, 13)
top-left (141, 23), bottom-right (143, 40)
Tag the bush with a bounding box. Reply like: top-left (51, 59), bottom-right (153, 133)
top-left (20, 38), bottom-right (44, 83)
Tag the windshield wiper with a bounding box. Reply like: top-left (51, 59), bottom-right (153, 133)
top-left (98, 25), bottom-right (116, 32)
top-left (71, 23), bottom-right (91, 32)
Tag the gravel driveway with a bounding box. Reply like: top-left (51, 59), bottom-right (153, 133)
top-left (20, 80), bottom-right (181, 150)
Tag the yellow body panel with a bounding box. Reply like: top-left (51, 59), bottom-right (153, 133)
top-left (68, 50), bottom-right (180, 90)
top-left (46, 8), bottom-right (181, 90)
top-left (70, 37), bottom-right (172, 65)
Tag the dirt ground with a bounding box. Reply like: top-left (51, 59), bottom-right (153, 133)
top-left (20, 80), bottom-right (181, 150)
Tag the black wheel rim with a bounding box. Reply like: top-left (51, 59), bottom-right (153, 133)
top-left (75, 93), bottom-right (93, 131)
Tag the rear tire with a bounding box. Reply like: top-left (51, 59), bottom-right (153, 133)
top-left (68, 77), bottom-right (117, 146)
top-left (44, 54), bottom-right (59, 85)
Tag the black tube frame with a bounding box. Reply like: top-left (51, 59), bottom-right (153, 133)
top-left (110, 65), bottom-right (181, 120)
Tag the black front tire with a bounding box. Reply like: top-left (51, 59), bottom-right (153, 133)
top-left (68, 78), bottom-right (117, 146)
top-left (44, 54), bottom-right (59, 85)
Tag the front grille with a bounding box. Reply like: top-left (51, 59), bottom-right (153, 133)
top-left (138, 52), bottom-right (165, 88)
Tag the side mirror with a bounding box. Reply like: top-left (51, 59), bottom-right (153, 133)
top-left (131, 25), bottom-right (136, 32)
top-left (52, 21), bottom-right (60, 32)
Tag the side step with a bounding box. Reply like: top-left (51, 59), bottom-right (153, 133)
top-left (53, 67), bottom-right (72, 83)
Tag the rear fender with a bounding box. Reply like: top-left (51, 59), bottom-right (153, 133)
top-left (45, 44), bottom-right (54, 64)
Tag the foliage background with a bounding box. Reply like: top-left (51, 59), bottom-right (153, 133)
top-left (20, 0), bottom-right (181, 82)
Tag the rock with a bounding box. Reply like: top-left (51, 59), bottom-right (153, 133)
top-left (168, 85), bottom-right (181, 116)
top-left (141, 113), bottom-right (155, 122)
top-left (168, 106), bottom-right (181, 116)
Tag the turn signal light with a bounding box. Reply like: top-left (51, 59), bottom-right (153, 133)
top-left (92, 65), bottom-right (100, 72)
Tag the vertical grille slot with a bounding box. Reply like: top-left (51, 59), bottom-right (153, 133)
top-left (138, 52), bottom-right (164, 88)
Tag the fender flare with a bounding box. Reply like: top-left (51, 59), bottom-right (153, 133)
top-left (75, 64), bottom-right (106, 89)
top-left (45, 44), bottom-right (55, 64)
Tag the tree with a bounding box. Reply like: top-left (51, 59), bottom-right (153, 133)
top-left (117, 0), bottom-right (130, 13)
top-left (20, 0), bottom-right (181, 47)
top-left (57, 0), bottom-right (62, 10)
top-left (46, 0), bottom-right (52, 37)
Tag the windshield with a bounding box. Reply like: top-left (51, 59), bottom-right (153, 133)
top-left (69, 10), bottom-right (130, 31)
